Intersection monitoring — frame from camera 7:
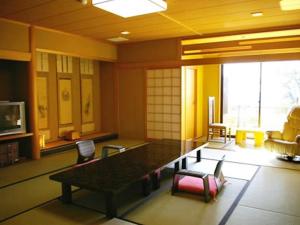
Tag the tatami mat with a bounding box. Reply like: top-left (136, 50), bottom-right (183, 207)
top-left (226, 205), bottom-right (300, 225)
top-left (0, 200), bottom-right (107, 225)
top-left (187, 158), bottom-right (258, 181)
top-left (197, 147), bottom-right (300, 170)
top-left (124, 178), bottom-right (246, 225)
top-left (0, 171), bottom-right (62, 221)
top-left (70, 164), bottom-right (248, 225)
top-left (239, 167), bottom-right (300, 217)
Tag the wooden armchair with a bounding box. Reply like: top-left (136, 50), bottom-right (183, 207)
top-left (207, 96), bottom-right (231, 143)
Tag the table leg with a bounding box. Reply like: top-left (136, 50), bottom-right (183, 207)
top-left (174, 161), bottom-right (180, 172)
top-left (182, 157), bottom-right (187, 169)
top-left (236, 130), bottom-right (246, 145)
top-left (203, 176), bottom-right (210, 203)
top-left (61, 183), bottom-right (72, 203)
top-left (142, 175), bottom-right (151, 196)
top-left (105, 193), bottom-right (117, 218)
top-left (254, 131), bottom-right (264, 147)
top-left (196, 149), bottom-right (201, 162)
top-left (151, 170), bottom-right (161, 190)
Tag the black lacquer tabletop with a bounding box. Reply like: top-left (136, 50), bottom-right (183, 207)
top-left (50, 139), bottom-right (206, 194)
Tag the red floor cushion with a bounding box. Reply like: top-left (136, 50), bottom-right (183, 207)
top-left (178, 175), bottom-right (218, 198)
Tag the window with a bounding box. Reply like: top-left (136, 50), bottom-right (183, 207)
top-left (223, 60), bottom-right (300, 133)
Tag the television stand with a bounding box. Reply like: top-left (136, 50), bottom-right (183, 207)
top-left (0, 133), bottom-right (33, 142)
top-left (0, 133), bottom-right (33, 167)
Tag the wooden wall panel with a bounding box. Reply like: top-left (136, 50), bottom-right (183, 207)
top-left (201, 64), bottom-right (221, 137)
top-left (71, 57), bottom-right (82, 134)
top-left (100, 62), bottom-right (117, 133)
top-left (195, 66), bottom-right (204, 138)
top-left (35, 27), bottom-right (117, 61)
top-left (93, 61), bottom-right (101, 132)
top-left (118, 68), bottom-right (145, 139)
top-left (0, 19), bottom-right (29, 53)
top-left (47, 54), bottom-right (58, 140)
top-left (118, 38), bottom-right (181, 63)
top-left (0, 61), bottom-right (13, 100)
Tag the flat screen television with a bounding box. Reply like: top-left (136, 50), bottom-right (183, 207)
top-left (0, 102), bottom-right (26, 136)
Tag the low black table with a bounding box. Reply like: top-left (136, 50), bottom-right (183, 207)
top-left (49, 139), bottom-right (207, 218)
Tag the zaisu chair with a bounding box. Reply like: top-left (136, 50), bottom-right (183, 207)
top-left (101, 144), bottom-right (126, 158)
top-left (172, 155), bottom-right (226, 202)
top-left (76, 140), bottom-right (96, 164)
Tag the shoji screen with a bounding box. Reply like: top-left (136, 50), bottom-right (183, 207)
top-left (146, 68), bottom-right (181, 140)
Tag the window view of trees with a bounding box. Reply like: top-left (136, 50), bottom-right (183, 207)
top-left (223, 61), bottom-right (300, 134)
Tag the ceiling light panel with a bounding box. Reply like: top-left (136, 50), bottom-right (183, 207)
top-left (251, 12), bottom-right (263, 17)
top-left (280, 0), bottom-right (300, 10)
top-left (107, 36), bottom-right (129, 42)
top-left (92, 0), bottom-right (167, 18)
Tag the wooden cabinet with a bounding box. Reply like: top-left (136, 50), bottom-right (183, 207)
top-left (0, 60), bottom-right (37, 159)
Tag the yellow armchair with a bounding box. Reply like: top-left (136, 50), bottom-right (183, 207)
top-left (264, 106), bottom-right (300, 162)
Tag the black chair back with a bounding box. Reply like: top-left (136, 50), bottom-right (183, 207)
top-left (76, 140), bottom-right (95, 164)
top-left (214, 155), bottom-right (225, 178)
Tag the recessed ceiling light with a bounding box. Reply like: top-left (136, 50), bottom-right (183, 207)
top-left (107, 37), bottom-right (129, 42)
top-left (121, 31), bottom-right (130, 35)
top-left (79, 0), bottom-right (88, 5)
top-left (280, 0), bottom-right (300, 11)
top-left (92, 0), bottom-right (167, 18)
top-left (251, 12), bottom-right (263, 17)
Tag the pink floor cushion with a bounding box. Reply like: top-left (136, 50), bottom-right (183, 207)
top-left (178, 175), bottom-right (218, 198)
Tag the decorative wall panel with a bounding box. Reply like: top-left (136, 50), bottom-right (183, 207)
top-left (56, 55), bottom-right (73, 73)
top-left (36, 52), bottom-right (49, 72)
top-left (81, 78), bottom-right (94, 123)
top-left (82, 123), bottom-right (95, 133)
top-left (37, 77), bottom-right (48, 129)
top-left (58, 78), bottom-right (73, 125)
top-left (146, 68), bottom-right (181, 140)
top-left (80, 58), bottom-right (94, 75)
top-left (80, 59), bottom-right (95, 134)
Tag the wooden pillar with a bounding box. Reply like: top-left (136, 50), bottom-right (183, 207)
top-left (113, 64), bottom-right (119, 133)
top-left (28, 26), bottom-right (40, 159)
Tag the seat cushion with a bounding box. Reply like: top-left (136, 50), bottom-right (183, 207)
top-left (178, 175), bottom-right (218, 198)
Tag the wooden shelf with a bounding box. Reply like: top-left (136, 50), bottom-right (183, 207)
top-left (41, 132), bottom-right (118, 156)
top-left (0, 133), bottom-right (33, 142)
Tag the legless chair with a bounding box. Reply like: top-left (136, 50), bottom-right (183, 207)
top-left (172, 155), bottom-right (226, 202)
top-left (76, 140), bottom-right (96, 164)
top-left (207, 96), bottom-right (231, 143)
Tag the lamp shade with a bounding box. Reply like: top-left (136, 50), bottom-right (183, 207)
top-left (92, 0), bottom-right (167, 18)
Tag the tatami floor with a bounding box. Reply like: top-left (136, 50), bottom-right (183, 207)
top-left (0, 138), bottom-right (300, 225)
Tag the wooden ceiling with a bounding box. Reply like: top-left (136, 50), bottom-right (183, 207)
top-left (1, 0), bottom-right (300, 43)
